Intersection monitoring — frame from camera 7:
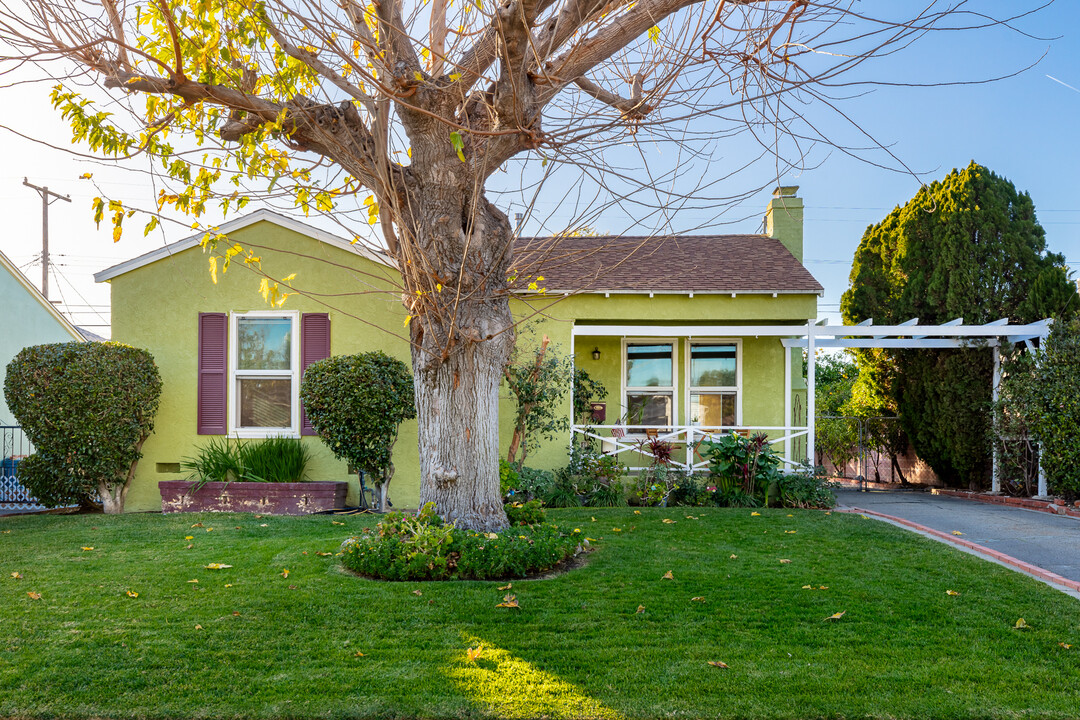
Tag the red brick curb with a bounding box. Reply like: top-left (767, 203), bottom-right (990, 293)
top-left (838, 507), bottom-right (1080, 593)
top-left (930, 488), bottom-right (1080, 520)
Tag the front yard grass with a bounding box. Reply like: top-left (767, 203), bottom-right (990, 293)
top-left (1, 507), bottom-right (1078, 720)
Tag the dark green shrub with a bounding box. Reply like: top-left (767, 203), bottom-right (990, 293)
top-left (701, 432), bottom-right (782, 505)
top-left (669, 474), bottom-right (712, 507)
top-left (299, 352), bottom-right (415, 511)
top-left (504, 335), bottom-right (572, 469)
top-left (541, 470), bottom-right (583, 508)
top-left (340, 503), bottom-right (582, 580)
top-left (572, 369), bottom-right (607, 423)
top-left (500, 459), bottom-right (522, 500)
top-left (504, 499), bottom-right (546, 526)
top-left (181, 436), bottom-right (311, 487)
top-left (4, 341), bottom-right (161, 513)
top-left (775, 472), bottom-right (837, 509)
top-left (515, 466), bottom-right (556, 502)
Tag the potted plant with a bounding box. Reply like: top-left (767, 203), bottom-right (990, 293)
top-left (159, 436), bottom-right (347, 514)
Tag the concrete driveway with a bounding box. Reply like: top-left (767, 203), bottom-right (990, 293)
top-left (836, 487), bottom-right (1080, 595)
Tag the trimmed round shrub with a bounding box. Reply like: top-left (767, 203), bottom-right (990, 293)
top-left (299, 351), bottom-right (415, 511)
top-left (340, 503), bottom-right (584, 581)
top-left (4, 342), bottom-right (161, 513)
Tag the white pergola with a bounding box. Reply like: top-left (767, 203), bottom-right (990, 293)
top-left (571, 318), bottom-right (1053, 495)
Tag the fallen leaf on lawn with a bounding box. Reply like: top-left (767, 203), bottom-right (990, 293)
top-left (187, 579), bottom-right (199, 584)
top-left (205, 528), bottom-right (213, 532)
top-left (315, 551), bottom-right (332, 557)
top-left (1060, 642), bottom-right (1072, 649)
top-left (662, 518), bottom-right (676, 524)
top-left (802, 585), bottom-right (813, 589)
top-left (27, 591), bottom-right (41, 600)
top-left (825, 511), bottom-right (832, 515)
top-left (661, 571), bottom-right (674, 580)
top-left (707, 661), bottom-right (729, 669)
top-left (685, 515), bottom-right (698, 520)
top-left (234, 526), bottom-right (241, 530)
top-left (750, 512), bottom-right (761, 516)
top-left (10, 572), bottom-right (22, 580)
top-left (633, 510), bottom-right (641, 515)
top-left (194, 624), bottom-right (202, 630)
top-left (636, 605), bottom-right (645, 614)
top-left (824, 611), bottom-right (846, 621)
top-left (354, 651), bottom-right (365, 657)
top-left (126, 591), bottom-right (139, 598)
top-left (184, 536), bottom-right (194, 540)
top-left (690, 596), bottom-right (705, 603)
top-left (787, 514), bottom-right (793, 517)
top-left (281, 569), bottom-right (289, 578)
top-left (191, 523), bottom-right (203, 528)
top-left (785, 530), bottom-right (797, 534)
top-left (779, 559), bottom-right (791, 564)
top-left (952, 531), bottom-right (964, 536)
top-left (205, 563), bottom-right (232, 570)
top-left (81, 547), bottom-right (94, 551)
top-left (946, 590), bottom-right (960, 596)
top-left (185, 544), bottom-right (194, 549)
top-left (332, 521), bottom-right (345, 525)
top-left (498, 583), bottom-right (512, 590)
top-left (1014, 618), bottom-right (1029, 629)
top-left (729, 554), bottom-right (737, 559)
top-left (288, 584), bottom-right (298, 590)
top-left (859, 514), bottom-right (868, 519)
top-left (232, 611), bottom-right (240, 616)
top-left (612, 528), bottom-right (622, 532)
top-left (259, 524), bottom-right (268, 527)
top-left (254, 515), bottom-right (263, 519)
top-left (819, 586), bottom-right (829, 590)
top-left (572, 528), bottom-right (581, 533)
top-left (466, 645), bottom-right (483, 662)
top-left (496, 593), bottom-right (519, 608)
top-left (413, 589), bottom-right (423, 596)
top-left (224, 584), bottom-right (233, 588)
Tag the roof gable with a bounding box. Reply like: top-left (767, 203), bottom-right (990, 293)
top-left (0, 249), bottom-right (85, 341)
top-left (512, 234), bottom-right (823, 294)
top-left (94, 209), bottom-right (389, 283)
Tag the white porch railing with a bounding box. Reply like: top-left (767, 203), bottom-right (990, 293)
top-left (570, 424), bottom-right (810, 473)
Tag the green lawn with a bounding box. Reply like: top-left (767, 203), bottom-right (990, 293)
top-left (1, 507), bottom-right (1078, 720)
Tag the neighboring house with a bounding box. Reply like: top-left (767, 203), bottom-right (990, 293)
top-left (96, 188), bottom-right (821, 512)
top-left (0, 249), bottom-right (85, 424)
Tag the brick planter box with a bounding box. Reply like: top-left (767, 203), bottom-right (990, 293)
top-left (159, 480), bottom-right (348, 515)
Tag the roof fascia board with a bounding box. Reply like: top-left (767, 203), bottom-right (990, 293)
top-left (94, 209), bottom-right (389, 283)
top-left (0, 249), bottom-right (85, 341)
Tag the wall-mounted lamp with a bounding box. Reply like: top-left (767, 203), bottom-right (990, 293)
top-left (592, 347), bottom-right (601, 361)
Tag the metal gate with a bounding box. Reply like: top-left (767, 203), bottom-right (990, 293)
top-left (1, 426), bottom-right (44, 511)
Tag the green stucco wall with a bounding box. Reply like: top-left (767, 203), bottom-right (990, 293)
top-left (108, 220), bottom-right (416, 512)
top-left (108, 221), bottom-right (817, 512)
top-left (1, 264), bottom-right (83, 424)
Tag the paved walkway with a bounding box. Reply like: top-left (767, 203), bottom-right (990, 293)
top-left (836, 488), bottom-right (1080, 595)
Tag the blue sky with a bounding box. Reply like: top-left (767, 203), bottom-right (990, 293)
top-left (1, 1), bottom-right (1078, 334)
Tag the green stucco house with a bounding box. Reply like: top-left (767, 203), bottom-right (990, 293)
top-left (96, 187), bottom-right (820, 512)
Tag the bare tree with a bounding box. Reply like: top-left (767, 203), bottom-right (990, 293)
top-left (0, 0), bottom-right (1042, 529)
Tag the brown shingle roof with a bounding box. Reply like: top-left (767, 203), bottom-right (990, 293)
top-left (511, 234), bottom-right (823, 294)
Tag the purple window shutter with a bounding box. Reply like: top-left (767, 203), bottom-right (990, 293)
top-left (300, 313), bottom-right (331, 435)
top-left (197, 313), bottom-right (228, 435)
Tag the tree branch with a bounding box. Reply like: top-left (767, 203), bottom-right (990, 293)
top-left (573, 73), bottom-right (650, 118)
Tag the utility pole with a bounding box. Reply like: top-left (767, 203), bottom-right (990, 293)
top-left (22, 178), bottom-right (71, 300)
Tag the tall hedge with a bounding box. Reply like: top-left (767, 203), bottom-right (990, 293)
top-left (4, 342), bottom-right (162, 513)
top-left (841, 162), bottom-right (1077, 488)
top-left (299, 352), bottom-right (415, 511)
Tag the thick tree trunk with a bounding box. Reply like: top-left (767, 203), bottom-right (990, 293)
top-left (403, 184), bottom-right (515, 531)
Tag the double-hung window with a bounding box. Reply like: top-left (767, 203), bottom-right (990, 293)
top-left (231, 312), bottom-right (299, 435)
top-left (688, 342), bottom-right (739, 428)
top-left (625, 341), bottom-right (675, 430)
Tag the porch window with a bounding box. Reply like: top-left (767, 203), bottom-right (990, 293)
top-left (233, 313), bottom-right (298, 433)
top-left (625, 342), bottom-right (674, 428)
top-left (688, 343), bottom-right (737, 427)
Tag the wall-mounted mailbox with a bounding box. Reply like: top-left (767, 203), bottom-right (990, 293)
top-left (590, 402), bottom-right (606, 423)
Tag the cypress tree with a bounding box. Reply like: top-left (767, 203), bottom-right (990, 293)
top-left (840, 162), bottom-right (1076, 488)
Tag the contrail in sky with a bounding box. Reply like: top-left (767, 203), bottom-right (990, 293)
top-left (1046, 75), bottom-right (1080, 94)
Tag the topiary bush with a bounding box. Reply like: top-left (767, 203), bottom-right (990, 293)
top-left (299, 351), bottom-right (416, 511)
top-left (4, 341), bottom-right (162, 513)
top-left (340, 503), bottom-right (584, 580)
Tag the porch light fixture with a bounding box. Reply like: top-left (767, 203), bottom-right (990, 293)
top-left (592, 347), bottom-right (601, 360)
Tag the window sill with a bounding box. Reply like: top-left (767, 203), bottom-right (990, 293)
top-left (230, 428), bottom-right (301, 439)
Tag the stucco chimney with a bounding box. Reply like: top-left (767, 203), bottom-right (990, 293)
top-left (765, 186), bottom-right (804, 262)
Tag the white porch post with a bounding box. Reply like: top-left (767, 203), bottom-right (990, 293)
top-left (806, 322), bottom-right (816, 469)
top-left (991, 344), bottom-right (1000, 493)
top-left (784, 344), bottom-right (792, 465)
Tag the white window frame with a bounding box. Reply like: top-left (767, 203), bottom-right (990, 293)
top-left (621, 337), bottom-right (678, 433)
top-left (685, 338), bottom-right (742, 428)
top-left (228, 310), bottom-right (301, 438)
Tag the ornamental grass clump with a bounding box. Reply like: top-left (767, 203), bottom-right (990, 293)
top-left (180, 436), bottom-right (311, 488)
top-left (340, 502), bottom-right (584, 581)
